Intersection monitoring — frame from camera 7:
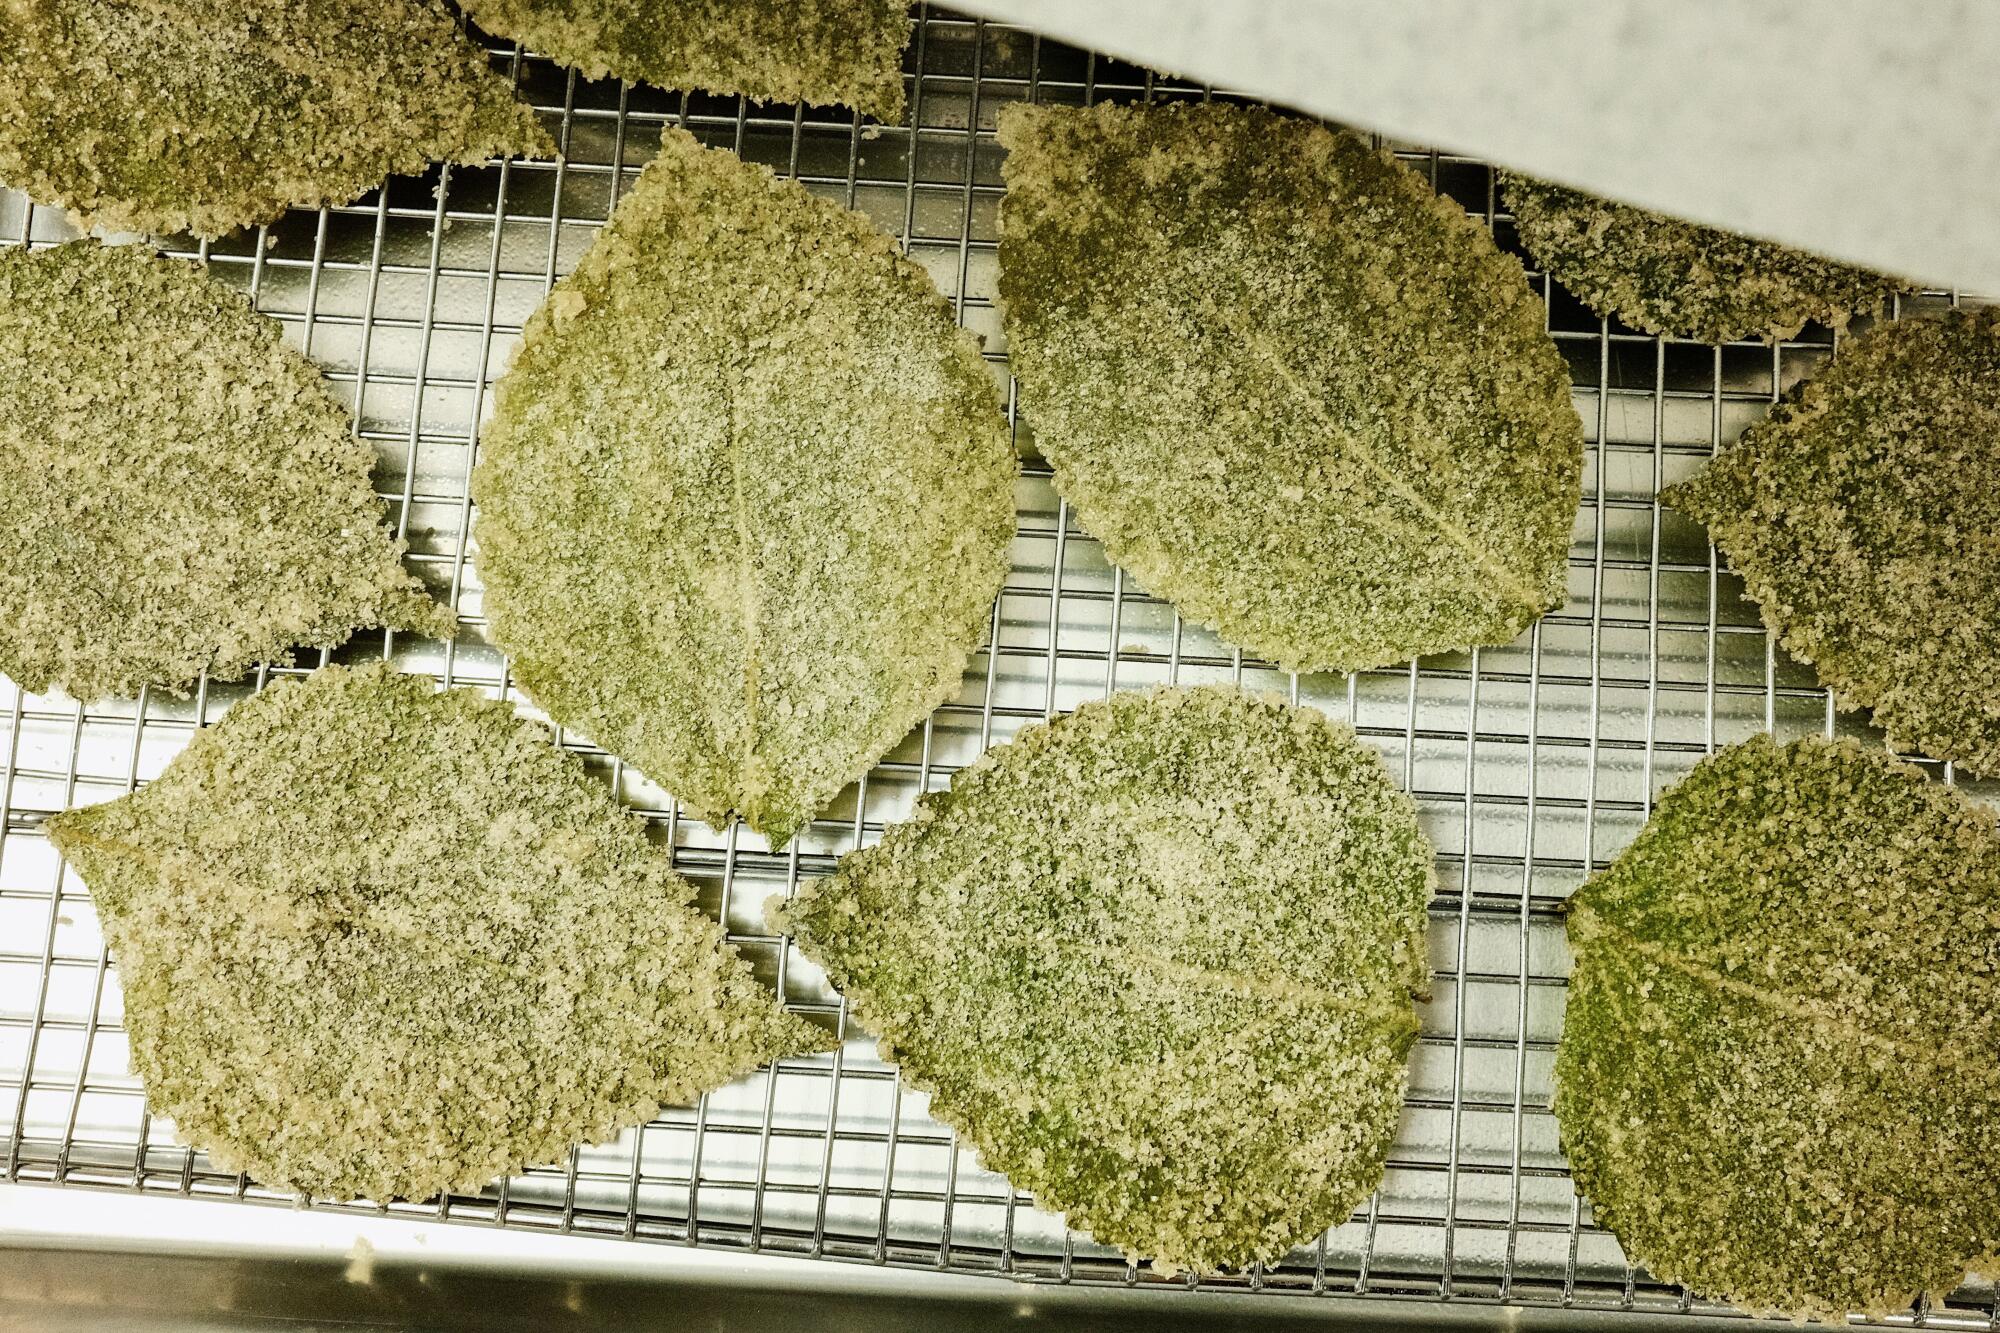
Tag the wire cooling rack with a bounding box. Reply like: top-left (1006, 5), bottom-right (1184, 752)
top-left (3, 5), bottom-right (1996, 1325)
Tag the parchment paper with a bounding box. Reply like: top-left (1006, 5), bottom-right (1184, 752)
top-left (952, 0), bottom-right (2000, 294)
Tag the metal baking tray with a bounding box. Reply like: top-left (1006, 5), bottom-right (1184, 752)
top-left (3, 6), bottom-right (1995, 1326)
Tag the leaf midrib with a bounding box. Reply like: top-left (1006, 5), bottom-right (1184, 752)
top-left (1222, 315), bottom-right (1548, 614)
top-left (723, 373), bottom-right (768, 823)
top-left (1570, 903), bottom-right (2000, 1085)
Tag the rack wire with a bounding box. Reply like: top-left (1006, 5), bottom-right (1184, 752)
top-left (2, 5), bottom-right (1995, 1324)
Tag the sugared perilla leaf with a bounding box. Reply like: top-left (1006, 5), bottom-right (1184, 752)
top-left (0, 0), bottom-right (552, 238)
top-left (47, 663), bottom-right (828, 1203)
top-left (0, 241), bottom-right (455, 701)
top-left (783, 687), bottom-right (1434, 1273)
top-left (1558, 735), bottom-right (2000, 1318)
top-left (1664, 309), bottom-right (2000, 775)
top-left (473, 128), bottom-right (1016, 845)
top-left (460, 0), bottom-right (909, 122)
top-left (1500, 173), bottom-right (1902, 344)
top-left (998, 102), bottom-right (1583, 675)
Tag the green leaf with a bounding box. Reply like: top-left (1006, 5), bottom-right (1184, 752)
top-left (0, 0), bottom-right (552, 238)
top-left (1664, 309), bottom-right (2000, 775)
top-left (1558, 734), bottom-right (2000, 1318)
top-left (0, 241), bottom-right (456, 701)
top-left (997, 102), bottom-right (1583, 675)
top-left (459, 0), bottom-right (910, 122)
top-left (783, 687), bottom-right (1434, 1272)
top-left (1501, 173), bottom-right (1902, 343)
top-left (473, 127), bottom-right (1016, 846)
top-left (46, 662), bottom-right (828, 1203)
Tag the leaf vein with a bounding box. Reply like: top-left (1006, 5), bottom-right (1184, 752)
top-left (1223, 316), bottom-right (1546, 613)
top-left (1571, 905), bottom-right (1999, 1085)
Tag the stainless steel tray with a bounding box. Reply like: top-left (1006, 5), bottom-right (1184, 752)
top-left (3, 6), bottom-right (1994, 1326)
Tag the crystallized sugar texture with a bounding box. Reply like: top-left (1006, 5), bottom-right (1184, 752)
top-left (783, 687), bottom-right (1434, 1272)
top-left (1664, 309), bottom-right (2000, 775)
top-left (1501, 173), bottom-right (1902, 343)
top-left (0, 241), bottom-right (456, 701)
top-left (1558, 735), bottom-right (2000, 1318)
top-left (47, 664), bottom-right (827, 1202)
top-left (0, 0), bottom-right (552, 237)
top-left (998, 102), bottom-right (1583, 674)
top-left (461, 0), bottom-right (909, 121)
top-left (474, 127), bottom-right (1016, 845)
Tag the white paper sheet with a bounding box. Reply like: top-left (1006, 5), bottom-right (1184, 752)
top-left (952, 0), bottom-right (2000, 295)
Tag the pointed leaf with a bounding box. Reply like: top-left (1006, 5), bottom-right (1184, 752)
top-left (47, 663), bottom-right (828, 1202)
top-left (0, 0), bottom-right (552, 237)
top-left (784, 687), bottom-right (1433, 1272)
top-left (0, 241), bottom-right (456, 701)
top-left (998, 102), bottom-right (1583, 674)
top-left (1501, 173), bottom-right (1902, 343)
top-left (473, 128), bottom-right (1016, 844)
top-left (1559, 735), bottom-right (2000, 1318)
top-left (460, 0), bottom-right (909, 121)
top-left (1664, 309), bottom-right (2000, 774)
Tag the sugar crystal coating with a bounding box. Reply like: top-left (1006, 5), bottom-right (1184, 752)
top-left (461, 0), bottom-right (909, 121)
top-left (1558, 734), bottom-right (2000, 1318)
top-left (783, 687), bottom-right (1433, 1272)
top-left (0, 0), bottom-right (552, 238)
top-left (998, 102), bottom-right (1583, 675)
top-left (473, 127), bottom-right (1016, 845)
top-left (1664, 309), bottom-right (2000, 774)
top-left (1501, 173), bottom-right (1902, 344)
top-left (47, 663), bottom-right (828, 1202)
top-left (0, 241), bottom-right (456, 701)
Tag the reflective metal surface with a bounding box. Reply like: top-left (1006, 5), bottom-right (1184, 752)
top-left (1, 5), bottom-right (1994, 1327)
top-left (0, 1188), bottom-right (1827, 1331)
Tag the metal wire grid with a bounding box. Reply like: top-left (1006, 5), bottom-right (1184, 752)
top-left (1, 5), bottom-right (1996, 1323)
